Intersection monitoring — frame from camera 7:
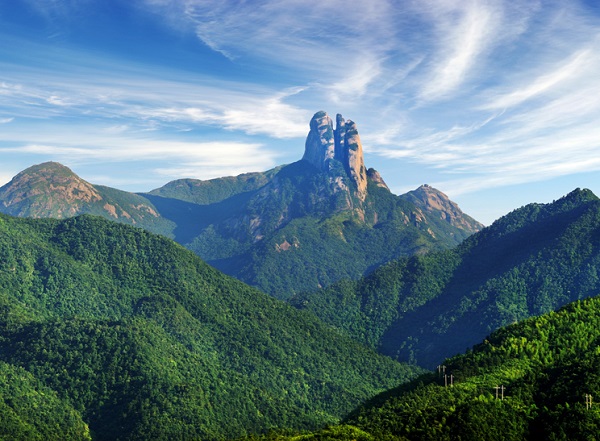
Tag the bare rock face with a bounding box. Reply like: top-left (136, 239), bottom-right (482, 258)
top-left (367, 168), bottom-right (389, 190)
top-left (0, 162), bottom-right (103, 217)
top-left (402, 184), bottom-right (484, 233)
top-left (302, 111), bottom-right (335, 171)
top-left (303, 111), bottom-right (368, 200)
top-left (343, 119), bottom-right (367, 199)
top-left (0, 162), bottom-right (164, 227)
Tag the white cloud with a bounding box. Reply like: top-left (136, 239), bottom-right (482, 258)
top-left (2, 136), bottom-right (277, 182)
top-left (0, 55), bottom-right (311, 139)
top-left (0, 117), bottom-right (14, 124)
top-left (149, 87), bottom-right (311, 139)
top-left (417, 0), bottom-right (500, 101)
top-left (482, 48), bottom-right (595, 110)
top-left (3, 0), bottom-right (600, 207)
top-left (143, 0), bottom-right (404, 104)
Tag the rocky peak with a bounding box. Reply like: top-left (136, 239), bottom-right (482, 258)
top-left (302, 111), bottom-right (368, 200)
top-left (0, 162), bottom-right (103, 213)
top-left (302, 111), bottom-right (335, 169)
top-left (401, 184), bottom-right (484, 233)
top-left (367, 168), bottom-right (389, 190)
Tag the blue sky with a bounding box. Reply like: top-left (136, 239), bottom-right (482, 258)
top-left (1, 0), bottom-right (600, 225)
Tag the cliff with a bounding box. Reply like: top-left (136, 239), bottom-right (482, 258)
top-left (302, 111), bottom-right (368, 200)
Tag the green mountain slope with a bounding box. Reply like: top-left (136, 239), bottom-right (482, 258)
top-left (0, 361), bottom-right (90, 441)
top-left (0, 213), bottom-right (419, 440)
top-left (245, 294), bottom-right (600, 440)
top-left (291, 188), bottom-right (600, 367)
top-left (149, 166), bottom-right (284, 205)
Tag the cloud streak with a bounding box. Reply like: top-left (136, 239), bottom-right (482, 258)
top-left (0, 52), bottom-right (311, 139)
top-left (0, 130), bottom-right (277, 184)
top-left (416, 0), bottom-right (500, 101)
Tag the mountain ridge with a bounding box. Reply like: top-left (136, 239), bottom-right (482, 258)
top-left (244, 294), bottom-right (600, 440)
top-left (291, 187), bottom-right (600, 366)
top-left (0, 111), bottom-right (483, 297)
top-left (0, 161), bottom-right (175, 237)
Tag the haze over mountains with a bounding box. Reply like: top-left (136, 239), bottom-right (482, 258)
top-left (0, 111), bottom-right (482, 298)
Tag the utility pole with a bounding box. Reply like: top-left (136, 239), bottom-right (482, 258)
top-left (444, 374), bottom-right (454, 387)
top-left (494, 385), bottom-right (505, 400)
top-left (437, 365), bottom-right (446, 377)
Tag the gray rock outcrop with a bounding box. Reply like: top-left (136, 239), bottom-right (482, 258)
top-left (302, 111), bottom-right (368, 200)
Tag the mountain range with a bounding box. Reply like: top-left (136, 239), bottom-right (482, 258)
top-left (0, 111), bottom-right (482, 298)
top-left (2, 111), bottom-right (600, 440)
top-left (3, 186), bottom-right (600, 440)
top-left (291, 188), bottom-right (600, 367)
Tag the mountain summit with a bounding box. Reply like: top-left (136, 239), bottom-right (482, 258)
top-left (146, 111), bottom-right (483, 297)
top-left (0, 162), bottom-right (102, 217)
top-left (303, 111), bottom-right (368, 200)
top-left (0, 162), bottom-right (174, 235)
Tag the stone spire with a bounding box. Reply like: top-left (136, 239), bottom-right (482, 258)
top-left (302, 111), bottom-right (368, 200)
top-left (302, 111), bottom-right (335, 171)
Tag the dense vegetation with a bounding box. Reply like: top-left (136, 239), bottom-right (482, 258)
top-left (0, 361), bottom-right (90, 440)
top-left (0, 213), bottom-right (419, 440)
top-left (147, 166), bottom-right (284, 205)
top-left (244, 294), bottom-right (600, 440)
top-left (291, 188), bottom-right (600, 367)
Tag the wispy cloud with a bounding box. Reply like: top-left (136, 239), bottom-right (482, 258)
top-left (143, 0), bottom-right (404, 102)
top-left (2, 0), bottom-right (600, 222)
top-left (482, 48), bottom-right (595, 111)
top-left (1, 132), bottom-right (277, 183)
top-left (0, 52), bottom-right (310, 138)
top-left (416, 0), bottom-right (500, 101)
top-left (358, 1), bottom-right (600, 201)
top-left (148, 87), bottom-right (311, 138)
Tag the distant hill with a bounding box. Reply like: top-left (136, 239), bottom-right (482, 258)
top-left (0, 162), bottom-right (175, 237)
top-left (0, 213), bottom-right (419, 440)
top-left (291, 188), bottom-right (600, 367)
top-left (245, 294), bottom-right (600, 440)
top-left (0, 112), bottom-right (482, 298)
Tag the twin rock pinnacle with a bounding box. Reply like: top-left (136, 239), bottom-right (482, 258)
top-left (302, 111), bottom-right (368, 200)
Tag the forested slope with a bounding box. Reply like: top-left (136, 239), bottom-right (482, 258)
top-left (292, 188), bottom-right (600, 367)
top-left (245, 294), bottom-right (600, 440)
top-left (0, 213), bottom-right (419, 440)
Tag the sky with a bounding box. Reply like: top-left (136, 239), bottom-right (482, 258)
top-left (1, 0), bottom-right (600, 225)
